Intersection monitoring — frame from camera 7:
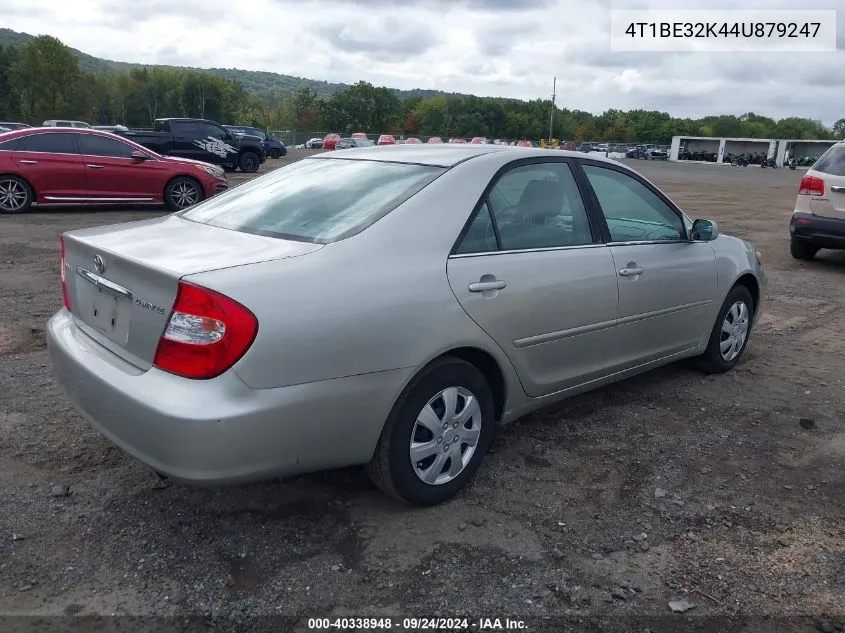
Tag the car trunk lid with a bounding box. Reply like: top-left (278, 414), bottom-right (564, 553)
top-left (62, 215), bottom-right (322, 369)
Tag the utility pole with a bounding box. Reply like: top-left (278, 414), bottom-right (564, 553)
top-left (548, 76), bottom-right (556, 145)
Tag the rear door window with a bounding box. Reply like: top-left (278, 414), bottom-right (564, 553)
top-left (812, 146), bottom-right (845, 177)
top-left (170, 121), bottom-right (199, 136)
top-left (0, 136), bottom-right (20, 151)
top-left (16, 133), bottom-right (79, 154)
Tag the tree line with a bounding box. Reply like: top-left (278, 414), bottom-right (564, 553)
top-left (1, 35), bottom-right (843, 143)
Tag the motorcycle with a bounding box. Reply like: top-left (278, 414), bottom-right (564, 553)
top-left (760, 157), bottom-right (777, 168)
top-left (731, 153), bottom-right (750, 167)
top-left (787, 156), bottom-right (797, 170)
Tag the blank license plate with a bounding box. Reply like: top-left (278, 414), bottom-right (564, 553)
top-left (78, 283), bottom-right (131, 345)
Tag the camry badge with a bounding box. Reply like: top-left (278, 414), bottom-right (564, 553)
top-left (93, 255), bottom-right (105, 274)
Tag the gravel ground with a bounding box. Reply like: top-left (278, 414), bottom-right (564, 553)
top-left (1, 151), bottom-right (844, 632)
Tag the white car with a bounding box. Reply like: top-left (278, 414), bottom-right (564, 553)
top-left (305, 137), bottom-right (324, 149)
top-left (789, 141), bottom-right (845, 260)
top-left (42, 119), bottom-right (91, 129)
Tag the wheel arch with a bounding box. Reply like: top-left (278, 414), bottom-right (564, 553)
top-left (733, 272), bottom-right (760, 315)
top-left (399, 346), bottom-right (508, 423)
top-left (163, 173), bottom-right (202, 194)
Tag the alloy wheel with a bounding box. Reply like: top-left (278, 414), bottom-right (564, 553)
top-left (0, 179), bottom-right (28, 212)
top-left (171, 181), bottom-right (199, 209)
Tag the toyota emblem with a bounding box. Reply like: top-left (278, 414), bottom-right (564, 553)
top-left (93, 255), bottom-right (105, 274)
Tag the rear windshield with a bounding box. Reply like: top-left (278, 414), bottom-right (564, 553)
top-left (812, 146), bottom-right (845, 177)
top-left (180, 157), bottom-right (445, 243)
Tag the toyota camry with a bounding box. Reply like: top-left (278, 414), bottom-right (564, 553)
top-left (47, 144), bottom-right (766, 506)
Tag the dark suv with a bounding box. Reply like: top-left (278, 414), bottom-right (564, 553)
top-left (224, 126), bottom-right (287, 158)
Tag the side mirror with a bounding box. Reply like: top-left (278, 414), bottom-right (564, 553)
top-left (690, 218), bottom-right (719, 241)
top-left (131, 150), bottom-right (149, 161)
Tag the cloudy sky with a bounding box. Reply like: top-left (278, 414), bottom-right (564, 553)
top-left (2, 0), bottom-right (843, 124)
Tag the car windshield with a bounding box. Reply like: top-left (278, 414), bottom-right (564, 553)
top-left (180, 157), bottom-right (446, 243)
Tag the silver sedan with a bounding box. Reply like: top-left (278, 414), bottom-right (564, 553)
top-left (47, 145), bottom-right (766, 506)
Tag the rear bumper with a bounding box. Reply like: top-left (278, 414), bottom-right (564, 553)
top-left (47, 310), bottom-right (410, 484)
top-left (790, 212), bottom-right (845, 248)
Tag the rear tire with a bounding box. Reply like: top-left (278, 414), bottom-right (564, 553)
top-left (164, 177), bottom-right (203, 211)
top-left (238, 151), bottom-right (260, 173)
top-left (0, 175), bottom-right (33, 214)
top-left (790, 237), bottom-right (819, 261)
top-left (366, 357), bottom-right (495, 506)
top-left (694, 285), bottom-right (754, 374)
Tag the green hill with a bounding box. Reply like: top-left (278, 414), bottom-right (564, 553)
top-left (0, 28), bottom-right (466, 100)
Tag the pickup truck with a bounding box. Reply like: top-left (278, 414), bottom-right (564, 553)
top-left (117, 118), bottom-right (266, 173)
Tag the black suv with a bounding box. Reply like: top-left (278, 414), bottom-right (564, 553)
top-left (224, 125), bottom-right (287, 159)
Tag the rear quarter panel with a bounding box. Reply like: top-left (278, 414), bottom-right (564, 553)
top-left (185, 155), bottom-right (525, 404)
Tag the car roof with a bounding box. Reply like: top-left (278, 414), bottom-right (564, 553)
top-left (313, 144), bottom-right (627, 168)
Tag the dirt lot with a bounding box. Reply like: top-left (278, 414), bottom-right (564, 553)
top-left (1, 151), bottom-right (843, 632)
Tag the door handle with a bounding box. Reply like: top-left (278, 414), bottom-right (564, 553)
top-left (468, 280), bottom-right (507, 293)
top-left (619, 267), bottom-right (645, 277)
top-left (831, 186), bottom-right (845, 193)
top-left (19, 159), bottom-right (38, 164)
top-left (85, 164), bottom-right (104, 169)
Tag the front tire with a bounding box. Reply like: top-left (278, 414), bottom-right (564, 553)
top-left (366, 358), bottom-right (495, 506)
top-left (164, 177), bottom-right (203, 211)
top-left (238, 151), bottom-right (260, 173)
top-left (0, 175), bottom-right (33, 214)
top-left (695, 285), bottom-right (754, 374)
top-left (790, 237), bottom-right (819, 260)
top-left (269, 149), bottom-right (282, 159)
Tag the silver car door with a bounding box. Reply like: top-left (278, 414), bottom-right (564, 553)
top-left (447, 159), bottom-right (620, 398)
top-left (579, 162), bottom-right (718, 368)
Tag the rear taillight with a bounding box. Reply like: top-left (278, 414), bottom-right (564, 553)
top-left (798, 175), bottom-right (824, 196)
top-left (153, 281), bottom-right (257, 380)
top-left (60, 235), bottom-right (71, 311)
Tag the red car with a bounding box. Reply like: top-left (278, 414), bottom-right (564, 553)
top-left (377, 134), bottom-right (396, 145)
top-left (516, 140), bottom-right (533, 148)
top-left (0, 128), bottom-right (228, 214)
top-left (322, 133), bottom-right (341, 150)
top-left (449, 138), bottom-right (467, 144)
top-left (351, 132), bottom-right (368, 139)
top-left (404, 137), bottom-right (422, 144)
top-left (426, 137), bottom-right (444, 144)
top-left (470, 137), bottom-right (487, 144)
